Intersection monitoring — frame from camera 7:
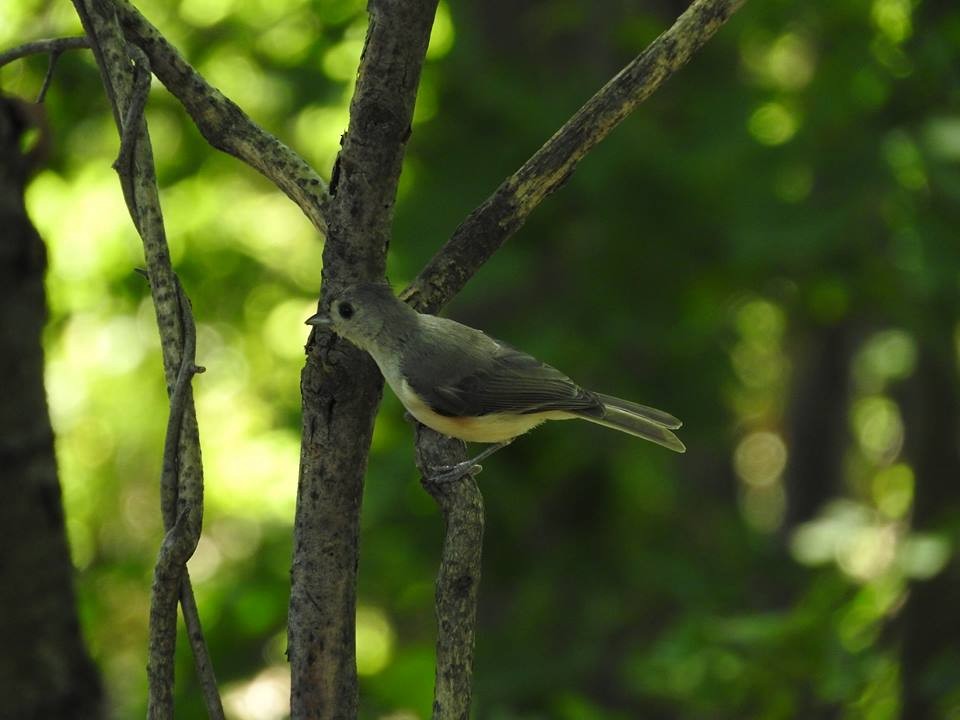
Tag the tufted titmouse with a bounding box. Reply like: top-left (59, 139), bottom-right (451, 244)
top-left (306, 283), bottom-right (684, 481)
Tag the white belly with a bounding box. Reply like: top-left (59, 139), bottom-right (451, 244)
top-left (371, 352), bottom-right (573, 443)
top-left (396, 379), bottom-right (571, 443)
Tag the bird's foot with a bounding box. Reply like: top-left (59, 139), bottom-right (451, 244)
top-left (425, 459), bottom-right (483, 485)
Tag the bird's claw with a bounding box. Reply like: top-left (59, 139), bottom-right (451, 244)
top-left (426, 460), bottom-right (482, 484)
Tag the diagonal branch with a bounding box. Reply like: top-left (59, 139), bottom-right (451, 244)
top-left (402, 0), bottom-right (747, 314)
top-left (109, 0), bottom-right (330, 236)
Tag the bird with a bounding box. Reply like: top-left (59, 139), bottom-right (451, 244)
top-left (306, 282), bottom-right (684, 482)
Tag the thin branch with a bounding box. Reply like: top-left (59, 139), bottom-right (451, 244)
top-left (109, 0), bottom-right (330, 236)
top-left (413, 424), bottom-right (484, 720)
top-left (72, 2), bottom-right (219, 717)
top-left (114, 43), bottom-right (151, 159)
top-left (0, 36), bottom-right (89, 67)
top-left (37, 51), bottom-right (66, 102)
top-left (158, 277), bottom-right (205, 528)
top-left (180, 575), bottom-right (226, 720)
top-left (113, 43), bottom-right (151, 216)
top-left (0, 36), bottom-right (91, 103)
top-left (147, 274), bottom-right (207, 720)
top-left (147, 509), bottom-right (197, 720)
top-left (402, 0), bottom-right (747, 314)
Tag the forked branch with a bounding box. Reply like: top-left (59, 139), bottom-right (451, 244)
top-left (111, 0), bottom-right (331, 236)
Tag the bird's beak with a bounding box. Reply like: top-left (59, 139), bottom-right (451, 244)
top-left (305, 312), bottom-right (332, 327)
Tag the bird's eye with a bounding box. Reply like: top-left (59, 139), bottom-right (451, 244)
top-left (337, 302), bottom-right (355, 319)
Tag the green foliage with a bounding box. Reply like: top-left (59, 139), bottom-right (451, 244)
top-left (4, 0), bottom-right (960, 717)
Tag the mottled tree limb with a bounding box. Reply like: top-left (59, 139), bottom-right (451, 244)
top-left (413, 425), bottom-right (484, 720)
top-left (292, 0), bottom-right (440, 716)
top-left (0, 36), bottom-right (89, 67)
top-left (70, 1), bottom-right (217, 717)
top-left (402, 0), bottom-right (747, 314)
top-left (0, 36), bottom-right (91, 103)
top-left (110, 0), bottom-right (330, 236)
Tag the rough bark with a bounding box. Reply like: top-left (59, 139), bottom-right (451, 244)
top-left (0, 96), bottom-right (104, 720)
top-left (291, 1), bottom-right (439, 717)
top-left (413, 426), bottom-right (484, 720)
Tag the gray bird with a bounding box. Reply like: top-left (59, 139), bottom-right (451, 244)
top-left (306, 283), bottom-right (684, 481)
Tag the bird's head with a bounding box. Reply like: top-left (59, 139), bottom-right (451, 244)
top-left (305, 282), bottom-right (408, 352)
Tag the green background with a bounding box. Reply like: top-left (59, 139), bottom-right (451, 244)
top-left (3, 0), bottom-right (959, 717)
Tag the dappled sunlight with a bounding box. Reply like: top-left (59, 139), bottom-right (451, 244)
top-left (178, 0), bottom-right (236, 27)
top-left (740, 30), bottom-right (816, 91)
top-left (202, 52), bottom-right (293, 116)
top-left (871, 0), bottom-right (913, 44)
top-left (853, 329), bottom-right (916, 391)
top-left (871, 463), bottom-right (913, 519)
top-left (294, 101), bottom-right (351, 177)
top-left (322, 29), bottom-right (366, 82)
top-left (734, 431), bottom-right (787, 488)
top-left (223, 666), bottom-right (290, 720)
top-left (748, 101), bottom-right (799, 146)
top-left (263, 298), bottom-right (321, 359)
top-left (426, 2), bottom-right (455, 60)
top-left (735, 431), bottom-right (788, 533)
top-left (851, 396), bottom-right (904, 466)
top-left (357, 605), bottom-right (396, 676)
top-left (790, 499), bottom-right (951, 585)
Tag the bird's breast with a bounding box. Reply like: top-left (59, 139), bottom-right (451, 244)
top-left (394, 379), bottom-right (570, 443)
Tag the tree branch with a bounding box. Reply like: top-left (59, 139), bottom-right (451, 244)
top-left (0, 36), bottom-right (91, 103)
top-left (292, 0), bottom-right (440, 716)
top-left (402, 0), bottom-right (747, 314)
top-left (0, 36), bottom-right (89, 67)
top-left (71, 2), bottom-right (219, 717)
top-left (413, 425), bottom-right (484, 720)
top-left (108, 0), bottom-right (331, 236)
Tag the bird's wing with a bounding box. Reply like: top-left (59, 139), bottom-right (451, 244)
top-left (402, 321), bottom-right (602, 418)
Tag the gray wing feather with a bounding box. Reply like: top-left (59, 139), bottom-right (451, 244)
top-left (402, 320), bottom-right (602, 418)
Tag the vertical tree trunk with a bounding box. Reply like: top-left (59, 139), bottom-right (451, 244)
top-left (900, 323), bottom-right (960, 719)
top-left (783, 323), bottom-right (851, 528)
top-left (0, 97), bottom-right (103, 719)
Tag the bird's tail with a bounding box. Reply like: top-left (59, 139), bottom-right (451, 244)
top-left (575, 393), bottom-right (685, 453)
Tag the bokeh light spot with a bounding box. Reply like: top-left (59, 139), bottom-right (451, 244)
top-left (734, 431), bottom-right (787, 488)
top-left (871, 0), bottom-right (912, 44)
top-left (748, 102), bottom-right (798, 146)
top-left (898, 534), bottom-right (951, 580)
top-left (854, 329), bottom-right (917, 391)
top-left (223, 666), bottom-right (290, 720)
top-left (871, 464), bottom-right (914, 518)
top-left (356, 605), bottom-right (395, 676)
top-left (851, 396), bottom-right (903, 465)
